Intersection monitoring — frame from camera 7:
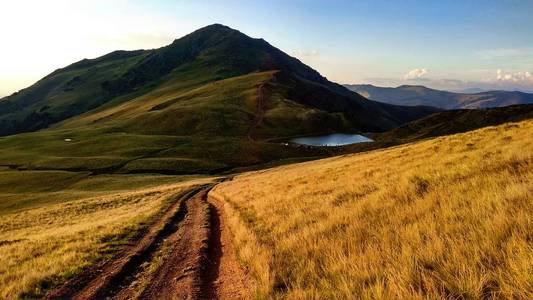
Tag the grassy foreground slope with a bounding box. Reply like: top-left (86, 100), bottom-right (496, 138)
top-left (211, 119), bottom-right (533, 299)
top-left (0, 171), bottom-right (214, 299)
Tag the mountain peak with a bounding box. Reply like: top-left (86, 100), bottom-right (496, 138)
top-left (201, 23), bottom-right (232, 30)
top-left (188, 23), bottom-right (236, 35)
top-left (169, 23), bottom-right (240, 45)
top-left (113, 23), bottom-right (336, 96)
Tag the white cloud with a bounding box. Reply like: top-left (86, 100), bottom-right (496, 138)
top-left (496, 69), bottom-right (533, 83)
top-left (294, 50), bottom-right (320, 57)
top-left (403, 68), bottom-right (428, 80)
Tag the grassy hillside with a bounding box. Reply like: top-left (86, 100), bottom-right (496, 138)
top-left (0, 24), bottom-right (439, 174)
top-left (346, 84), bottom-right (533, 109)
top-left (0, 72), bottom-right (331, 174)
top-left (1, 102), bottom-right (528, 176)
top-left (211, 119), bottom-right (533, 299)
top-left (0, 125), bottom-right (327, 175)
top-left (57, 71), bottom-right (359, 137)
top-left (0, 171), bottom-right (214, 299)
top-left (0, 69), bottom-right (428, 175)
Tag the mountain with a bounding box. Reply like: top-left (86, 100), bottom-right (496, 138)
top-left (345, 84), bottom-right (533, 109)
top-left (0, 24), bottom-right (436, 137)
top-left (0, 24), bottom-right (438, 174)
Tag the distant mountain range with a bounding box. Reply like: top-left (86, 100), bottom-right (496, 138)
top-left (460, 87), bottom-right (488, 94)
top-left (345, 84), bottom-right (533, 109)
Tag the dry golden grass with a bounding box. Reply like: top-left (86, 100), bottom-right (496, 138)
top-left (0, 173), bottom-right (213, 299)
top-left (211, 120), bottom-right (533, 299)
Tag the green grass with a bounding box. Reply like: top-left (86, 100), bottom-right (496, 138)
top-left (0, 24), bottom-right (436, 176)
top-left (0, 127), bottom-right (327, 174)
top-left (0, 72), bottom-right (332, 174)
top-left (0, 169), bottom-right (208, 214)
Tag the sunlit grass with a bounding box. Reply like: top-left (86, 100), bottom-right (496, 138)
top-left (211, 119), bottom-right (533, 299)
top-left (0, 172), bottom-right (213, 299)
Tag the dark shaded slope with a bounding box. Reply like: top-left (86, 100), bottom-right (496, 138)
top-left (268, 72), bottom-right (439, 133)
top-left (332, 104), bottom-right (533, 159)
top-left (376, 104), bottom-right (533, 142)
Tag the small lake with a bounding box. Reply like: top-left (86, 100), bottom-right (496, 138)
top-left (290, 133), bottom-right (373, 146)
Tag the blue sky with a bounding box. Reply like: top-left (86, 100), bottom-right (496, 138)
top-left (1, 0), bottom-right (533, 96)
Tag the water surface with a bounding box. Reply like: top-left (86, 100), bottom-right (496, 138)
top-left (290, 133), bottom-right (373, 146)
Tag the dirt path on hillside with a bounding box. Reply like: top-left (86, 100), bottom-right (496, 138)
top-left (247, 82), bottom-right (267, 141)
top-left (45, 184), bottom-right (250, 300)
top-left (133, 189), bottom-right (210, 299)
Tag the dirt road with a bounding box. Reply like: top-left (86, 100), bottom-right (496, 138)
top-left (45, 185), bottom-right (250, 300)
top-left (247, 81), bottom-right (268, 141)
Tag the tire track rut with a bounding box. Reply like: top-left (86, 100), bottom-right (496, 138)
top-left (136, 189), bottom-right (210, 299)
top-left (45, 183), bottom-right (250, 300)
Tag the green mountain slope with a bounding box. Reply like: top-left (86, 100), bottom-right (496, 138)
top-left (0, 50), bottom-right (149, 135)
top-left (346, 84), bottom-right (533, 109)
top-left (0, 72), bottom-right (329, 174)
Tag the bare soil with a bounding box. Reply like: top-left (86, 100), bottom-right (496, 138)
top-left (203, 195), bottom-right (251, 300)
top-left (45, 183), bottom-right (250, 300)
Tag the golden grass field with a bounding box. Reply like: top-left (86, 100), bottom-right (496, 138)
top-left (211, 119), bottom-right (533, 299)
top-left (0, 172), bottom-right (213, 299)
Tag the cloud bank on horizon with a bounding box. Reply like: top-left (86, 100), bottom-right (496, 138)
top-left (364, 67), bottom-right (533, 93)
top-left (403, 68), bottom-right (429, 80)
